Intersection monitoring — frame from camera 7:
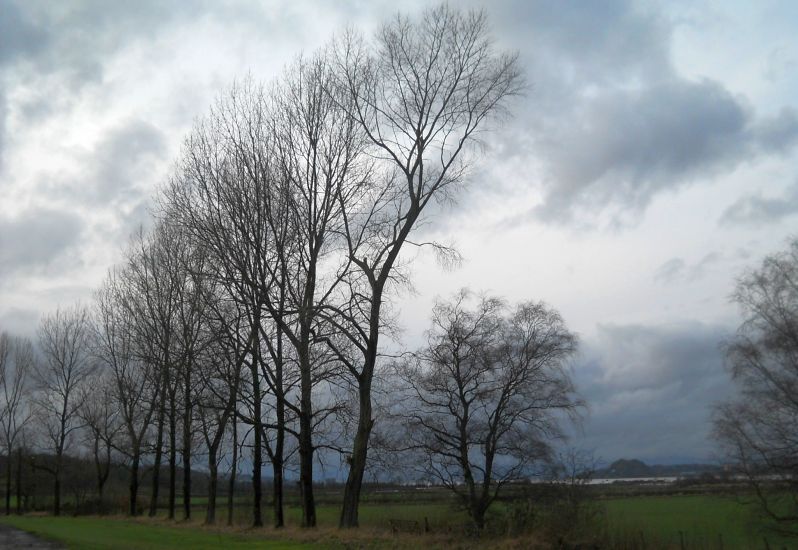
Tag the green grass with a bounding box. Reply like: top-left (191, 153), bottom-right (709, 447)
top-left (4, 493), bottom-right (797, 549)
top-left (604, 494), bottom-right (793, 548)
top-left (283, 502), bottom-right (465, 529)
top-left (0, 516), bottom-right (313, 549)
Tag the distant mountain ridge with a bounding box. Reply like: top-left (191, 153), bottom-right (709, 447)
top-left (594, 458), bottom-right (721, 479)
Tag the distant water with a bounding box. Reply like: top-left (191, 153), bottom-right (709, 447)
top-left (587, 476), bottom-right (678, 485)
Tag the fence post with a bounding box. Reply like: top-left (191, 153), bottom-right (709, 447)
top-left (717, 533), bottom-right (723, 550)
top-left (763, 535), bottom-right (770, 550)
top-left (679, 530), bottom-right (685, 550)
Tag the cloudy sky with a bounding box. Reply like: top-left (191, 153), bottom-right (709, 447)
top-left (1, 0), bottom-right (796, 466)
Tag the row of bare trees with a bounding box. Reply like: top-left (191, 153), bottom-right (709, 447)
top-left (0, 5), bottom-right (581, 531)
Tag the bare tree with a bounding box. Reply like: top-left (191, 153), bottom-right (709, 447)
top-left (713, 237), bottom-right (798, 536)
top-left (327, 5), bottom-right (523, 527)
top-left (122, 225), bottom-right (183, 519)
top-left (77, 371), bottom-right (121, 508)
top-left (0, 332), bottom-right (33, 515)
top-left (35, 304), bottom-right (96, 516)
top-left (94, 270), bottom-right (158, 516)
top-left (163, 80), bottom-right (277, 527)
top-left (195, 296), bottom-right (246, 525)
top-left (393, 290), bottom-right (580, 530)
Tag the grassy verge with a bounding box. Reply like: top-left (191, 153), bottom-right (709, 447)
top-left (0, 513), bottom-right (488, 550)
top-left (3, 494), bottom-right (796, 549)
top-left (605, 494), bottom-right (793, 548)
top-left (0, 516), bottom-right (312, 549)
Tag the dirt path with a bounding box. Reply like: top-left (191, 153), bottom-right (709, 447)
top-left (0, 523), bottom-right (64, 548)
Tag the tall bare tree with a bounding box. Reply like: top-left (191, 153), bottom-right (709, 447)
top-left (327, 5), bottom-right (522, 527)
top-left (195, 296), bottom-right (246, 525)
top-left (35, 304), bottom-right (96, 516)
top-left (0, 332), bottom-right (33, 515)
top-left (77, 371), bottom-right (121, 508)
top-left (123, 225), bottom-right (183, 519)
top-left (94, 270), bottom-right (158, 516)
top-left (714, 237), bottom-right (798, 536)
top-left (164, 81), bottom-right (278, 527)
top-left (392, 290), bottom-right (580, 529)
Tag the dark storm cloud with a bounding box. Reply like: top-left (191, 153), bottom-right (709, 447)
top-left (533, 83), bottom-right (798, 222)
top-left (720, 182), bottom-right (798, 226)
top-left (0, 208), bottom-right (85, 278)
top-left (574, 322), bottom-right (733, 463)
top-left (481, 0), bottom-right (798, 226)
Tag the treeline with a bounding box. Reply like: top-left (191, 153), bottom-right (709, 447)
top-left (0, 5), bottom-right (581, 532)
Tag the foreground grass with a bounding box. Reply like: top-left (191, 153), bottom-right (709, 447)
top-left (0, 513), bottom-right (488, 550)
top-left (605, 494), bottom-right (793, 548)
top-left (4, 494), bottom-right (797, 549)
top-left (0, 516), bottom-right (313, 550)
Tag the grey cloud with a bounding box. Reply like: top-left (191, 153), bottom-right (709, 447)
top-left (7, 1), bottom-right (207, 83)
top-left (0, 0), bottom-right (48, 66)
top-left (573, 322), bottom-right (732, 463)
top-left (0, 307), bottom-right (39, 338)
top-left (474, 0), bottom-right (798, 227)
top-left (720, 182), bottom-right (798, 226)
top-left (90, 120), bottom-right (167, 204)
top-left (496, 0), bottom-right (672, 83)
top-left (533, 79), bottom-right (794, 223)
top-left (38, 120), bottom-right (167, 206)
top-left (654, 253), bottom-right (723, 284)
top-left (654, 258), bottom-right (685, 284)
top-left (0, 208), bottom-right (85, 278)
top-left (687, 252), bottom-right (722, 281)
top-left (751, 108), bottom-right (798, 153)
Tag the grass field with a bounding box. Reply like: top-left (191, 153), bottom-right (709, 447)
top-left (0, 515), bottom-right (313, 549)
top-left (604, 494), bottom-right (793, 548)
top-left (2, 493), bottom-right (796, 549)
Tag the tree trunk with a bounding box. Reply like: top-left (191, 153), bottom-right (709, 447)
top-left (298, 407), bottom-right (316, 527)
top-left (339, 379), bottom-right (373, 528)
top-left (182, 366), bottom-right (192, 521)
top-left (251, 333), bottom-right (263, 527)
top-left (150, 370), bottom-right (168, 517)
top-left (53, 473), bottom-right (61, 516)
top-left (252, 371), bottom-right (263, 527)
top-left (168, 393), bottom-right (177, 520)
top-left (227, 418), bottom-right (237, 527)
top-left (298, 310), bottom-right (316, 528)
top-left (273, 394), bottom-right (285, 529)
top-left (15, 448), bottom-right (21, 515)
top-left (205, 450), bottom-right (217, 525)
top-left (93, 436), bottom-right (103, 508)
top-left (130, 450), bottom-right (140, 516)
top-left (5, 449), bottom-right (11, 515)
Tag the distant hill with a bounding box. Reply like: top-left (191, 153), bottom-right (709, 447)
top-left (594, 458), bottom-right (722, 479)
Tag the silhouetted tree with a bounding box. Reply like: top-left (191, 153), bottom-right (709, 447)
top-left (327, 5), bottom-right (523, 527)
top-left (34, 304), bottom-right (96, 516)
top-left (714, 237), bottom-right (798, 536)
top-left (393, 290), bottom-right (580, 530)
